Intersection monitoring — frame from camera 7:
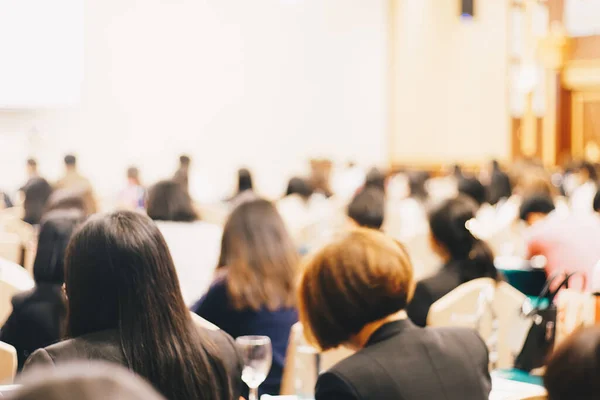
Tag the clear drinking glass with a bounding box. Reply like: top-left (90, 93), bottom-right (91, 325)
top-left (236, 335), bottom-right (273, 400)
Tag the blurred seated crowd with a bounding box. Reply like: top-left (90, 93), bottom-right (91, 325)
top-left (1, 154), bottom-right (600, 400)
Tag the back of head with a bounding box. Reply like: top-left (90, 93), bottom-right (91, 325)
top-left (45, 188), bottom-right (93, 217)
top-left (298, 229), bottom-right (413, 350)
top-left (429, 196), bottom-right (497, 282)
top-left (237, 168), bottom-right (253, 193)
top-left (220, 199), bottom-right (298, 311)
top-left (519, 193), bottom-right (556, 222)
top-left (545, 326), bottom-right (600, 400)
top-left (285, 177), bottom-right (314, 200)
top-left (347, 187), bottom-right (385, 230)
top-left (578, 161), bottom-right (598, 182)
top-left (365, 167), bottom-right (386, 192)
top-left (64, 154), bottom-right (77, 167)
top-left (147, 180), bottom-right (198, 222)
top-left (23, 177), bottom-right (53, 225)
top-left (407, 170), bottom-right (430, 200)
top-left (11, 361), bottom-right (165, 400)
top-left (179, 155), bottom-right (191, 168)
top-left (33, 209), bottom-right (85, 285)
top-left (64, 211), bottom-right (230, 400)
top-left (458, 177), bottom-right (487, 206)
top-left (127, 167), bottom-right (141, 185)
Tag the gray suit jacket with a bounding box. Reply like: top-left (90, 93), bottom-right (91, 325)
top-left (316, 319), bottom-right (491, 400)
top-left (24, 323), bottom-right (243, 399)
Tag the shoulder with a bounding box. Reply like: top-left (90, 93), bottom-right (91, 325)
top-left (11, 289), bottom-right (35, 308)
top-left (419, 263), bottom-right (463, 293)
top-left (316, 369), bottom-right (360, 400)
top-left (428, 326), bottom-right (489, 359)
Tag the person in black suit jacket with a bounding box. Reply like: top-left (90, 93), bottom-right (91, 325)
top-left (298, 229), bottom-right (491, 400)
top-left (1, 209), bottom-right (84, 370)
top-left (24, 211), bottom-right (243, 400)
top-left (407, 196), bottom-right (499, 327)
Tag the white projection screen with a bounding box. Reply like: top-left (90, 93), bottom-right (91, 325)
top-left (0, 0), bottom-right (84, 108)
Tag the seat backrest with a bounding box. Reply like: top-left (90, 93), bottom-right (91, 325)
top-left (280, 323), bottom-right (353, 395)
top-left (0, 342), bottom-right (17, 384)
top-left (428, 278), bottom-right (526, 369)
top-left (0, 263), bottom-right (34, 326)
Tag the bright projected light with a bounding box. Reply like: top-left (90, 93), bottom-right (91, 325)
top-left (0, 0), bottom-right (84, 108)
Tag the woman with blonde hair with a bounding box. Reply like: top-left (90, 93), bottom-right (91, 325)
top-left (298, 229), bottom-right (491, 400)
top-left (193, 198), bottom-right (299, 397)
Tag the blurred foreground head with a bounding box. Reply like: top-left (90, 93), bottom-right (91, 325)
top-left (9, 361), bottom-right (165, 400)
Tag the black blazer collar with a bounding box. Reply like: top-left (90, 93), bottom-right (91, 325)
top-left (366, 319), bottom-right (418, 347)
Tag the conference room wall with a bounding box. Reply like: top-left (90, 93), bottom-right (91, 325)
top-left (0, 0), bottom-right (388, 200)
top-left (389, 0), bottom-right (510, 166)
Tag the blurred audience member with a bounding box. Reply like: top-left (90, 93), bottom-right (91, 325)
top-left (12, 362), bottom-right (165, 400)
top-left (55, 155), bottom-right (92, 192)
top-left (21, 177), bottom-right (52, 225)
top-left (46, 188), bottom-right (96, 216)
top-left (348, 187), bottom-right (385, 230)
top-left (285, 177), bottom-right (313, 200)
top-left (228, 168), bottom-right (256, 206)
top-left (545, 326), bottom-right (600, 400)
top-left (193, 199), bottom-right (298, 396)
top-left (594, 189), bottom-right (600, 214)
top-left (570, 161), bottom-right (598, 214)
top-left (521, 194), bottom-right (600, 290)
top-left (299, 229), bottom-right (491, 400)
top-left (310, 159), bottom-right (333, 198)
top-left (1, 209), bottom-right (84, 370)
top-left (20, 158), bottom-right (41, 191)
top-left (487, 160), bottom-right (512, 205)
top-left (364, 167), bottom-right (386, 192)
top-left (118, 166), bottom-right (146, 210)
top-left (407, 170), bottom-right (430, 202)
top-left (173, 154), bottom-right (191, 192)
top-left (407, 197), bottom-right (498, 327)
top-left (24, 211), bottom-right (243, 400)
top-left (458, 177), bottom-right (487, 207)
top-left (147, 180), bottom-right (221, 304)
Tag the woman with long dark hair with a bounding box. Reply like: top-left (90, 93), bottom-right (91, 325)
top-left (193, 199), bottom-right (299, 396)
top-left (1, 209), bottom-right (84, 370)
top-left (24, 211), bottom-right (243, 400)
top-left (407, 196), bottom-right (498, 327)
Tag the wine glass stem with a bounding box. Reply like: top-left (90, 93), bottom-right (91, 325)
top-left (249, 387), bottom-right (259, 400)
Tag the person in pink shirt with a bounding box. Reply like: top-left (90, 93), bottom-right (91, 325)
top-left (521, 194), bottom-right (600, 290)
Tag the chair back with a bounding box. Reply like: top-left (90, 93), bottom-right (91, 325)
top-left (428, 278), bottom-right (526, 369)
top-left (280, 323), bottom-right (353, 395)
top-left (0, 342), bottom-right (17, 384)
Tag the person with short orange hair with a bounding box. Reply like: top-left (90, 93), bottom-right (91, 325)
top-left (298, 229), bottom-right (491, 400)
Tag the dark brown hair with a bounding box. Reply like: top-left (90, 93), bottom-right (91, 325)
top-left (545, 326), bottom-right (600, 400)
top-left (298, 229), bottom-right (414, 350)
top-left (64, 211), bottom-right (231, 400)
top-left (146, 180), bottom-right (198, 222)
top-left (219, 199), bottom-right (298, 311)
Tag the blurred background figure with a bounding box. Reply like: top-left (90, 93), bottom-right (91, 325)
top-left (10, 361), bottom-right (166, 400)
top-left (55, 155), bottom-right (91, 192)
top-left (347, 187), bottom-right (385, 230)
top-left (172, 154), bottom-right (191, 193)
top-left (569, 161), bottom-right (599, 214)
top-left (486, 160), bottom-right (512, 206)
top-left (1, 209), bottom-right (85, 370)
top-left (521, 193), bottom-right (600, 290)
top-left (146, 180), bottom-right (221, 305)
top-left (20, 178), bottom-right (52, 226)
top-left (193, 199), bottom-right (298, 397)
top-left (117, 166), bottom-right (145, 210)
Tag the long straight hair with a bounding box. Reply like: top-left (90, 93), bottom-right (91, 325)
top-left (429, 196), bottom-right (498, 283)
top-left (64, 211), bottom-right (231, 400)
top-left (219, 199), bottom-right (298, 311)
